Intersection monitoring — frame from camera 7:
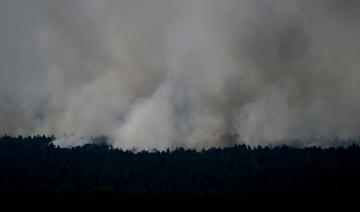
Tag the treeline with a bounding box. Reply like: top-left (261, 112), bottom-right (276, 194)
top-left (0, 136), bottom-right (360, 206)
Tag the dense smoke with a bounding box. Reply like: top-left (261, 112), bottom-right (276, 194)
top-left (1, 0), bottom-right (360, 149)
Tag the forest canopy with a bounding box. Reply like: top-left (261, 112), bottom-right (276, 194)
top-left (0, 136), bottom-right (359, 205)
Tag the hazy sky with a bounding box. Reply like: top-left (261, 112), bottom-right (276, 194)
top-left (1, 0), bottom-right (360, 149)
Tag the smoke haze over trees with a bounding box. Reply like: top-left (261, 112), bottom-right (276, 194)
top-left (1, 0), bottom-right (360, 149)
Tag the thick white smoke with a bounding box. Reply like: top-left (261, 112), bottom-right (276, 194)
top-left (1, 0), bottom-right (360, 149)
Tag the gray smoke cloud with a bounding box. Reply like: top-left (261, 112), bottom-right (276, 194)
top-left (1, 0), bottom-right (360, 149)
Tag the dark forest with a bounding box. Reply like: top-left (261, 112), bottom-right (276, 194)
top-left (0, 136), bottom-right (359, 207)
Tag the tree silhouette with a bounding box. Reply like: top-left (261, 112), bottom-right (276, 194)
top-left (0, 135), bottom-right (359, 206)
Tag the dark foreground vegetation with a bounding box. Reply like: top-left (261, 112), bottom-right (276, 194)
top-left (0, 136), bottom-right (360, 207)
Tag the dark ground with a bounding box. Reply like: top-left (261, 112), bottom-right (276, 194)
top-left (0, 136), bottom-right (359, 208)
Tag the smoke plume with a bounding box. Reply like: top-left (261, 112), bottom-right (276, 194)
top-left (1, 0), bottom-right (360, 149)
